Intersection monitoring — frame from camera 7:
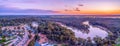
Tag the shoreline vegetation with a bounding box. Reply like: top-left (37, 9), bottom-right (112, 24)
top-left (0, 15), bottom-right (120, 46)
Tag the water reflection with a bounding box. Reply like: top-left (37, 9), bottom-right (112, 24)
top-left (58, 21), bottom-right (108, 40)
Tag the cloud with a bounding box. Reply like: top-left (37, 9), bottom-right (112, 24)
top-left (74, 8), bottom-right (80, 11)
top-left (0, 6), bottom-right (58, 14)
top-left (78, 4), bottom-right (84, 6)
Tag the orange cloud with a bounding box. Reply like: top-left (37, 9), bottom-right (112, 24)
top-left (59, 10), bottom-right (120, 15)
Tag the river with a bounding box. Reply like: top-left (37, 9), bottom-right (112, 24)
top-left (57, 21), bottom-right (108, 40)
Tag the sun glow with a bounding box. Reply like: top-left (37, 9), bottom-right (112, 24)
top-left (96, 3), bottom-right (117, 12)
top-left (59, 3), bottom-right (120, 15)
top-left (98, 7), bottom-right (115, 12)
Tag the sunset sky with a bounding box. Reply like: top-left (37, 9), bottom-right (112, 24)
top-left (0, 0), bottom-right (120, 15)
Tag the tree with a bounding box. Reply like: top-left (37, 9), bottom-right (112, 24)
top-left (38, 22), bottom-right (77, 45)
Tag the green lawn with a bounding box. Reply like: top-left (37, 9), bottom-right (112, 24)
top-left (116, 44), bottom-right (120, 46)
top-left (116, 38), bottom-right (120, 46)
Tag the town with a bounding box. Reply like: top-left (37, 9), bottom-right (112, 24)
top-left (0, 21), bottom-right (54, 46)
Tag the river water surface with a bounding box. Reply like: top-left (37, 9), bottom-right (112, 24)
top-left (57, 21), bottom-right (108, 40)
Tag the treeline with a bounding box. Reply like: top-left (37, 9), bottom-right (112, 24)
top-left (37, 20), bottom-right (117, 46)
top-left (38, 21), bottom-right (77, 45)
top-left (0, 17), bottom-right (42, 26)
top-left (45, 17), bottom-right (120, 46)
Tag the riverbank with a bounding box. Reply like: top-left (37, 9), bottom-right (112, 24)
top-left (56, 21), bottom-right (109, 40)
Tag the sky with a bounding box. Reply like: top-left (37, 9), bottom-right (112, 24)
top-left (0, 0), bottom-right (120, 15)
